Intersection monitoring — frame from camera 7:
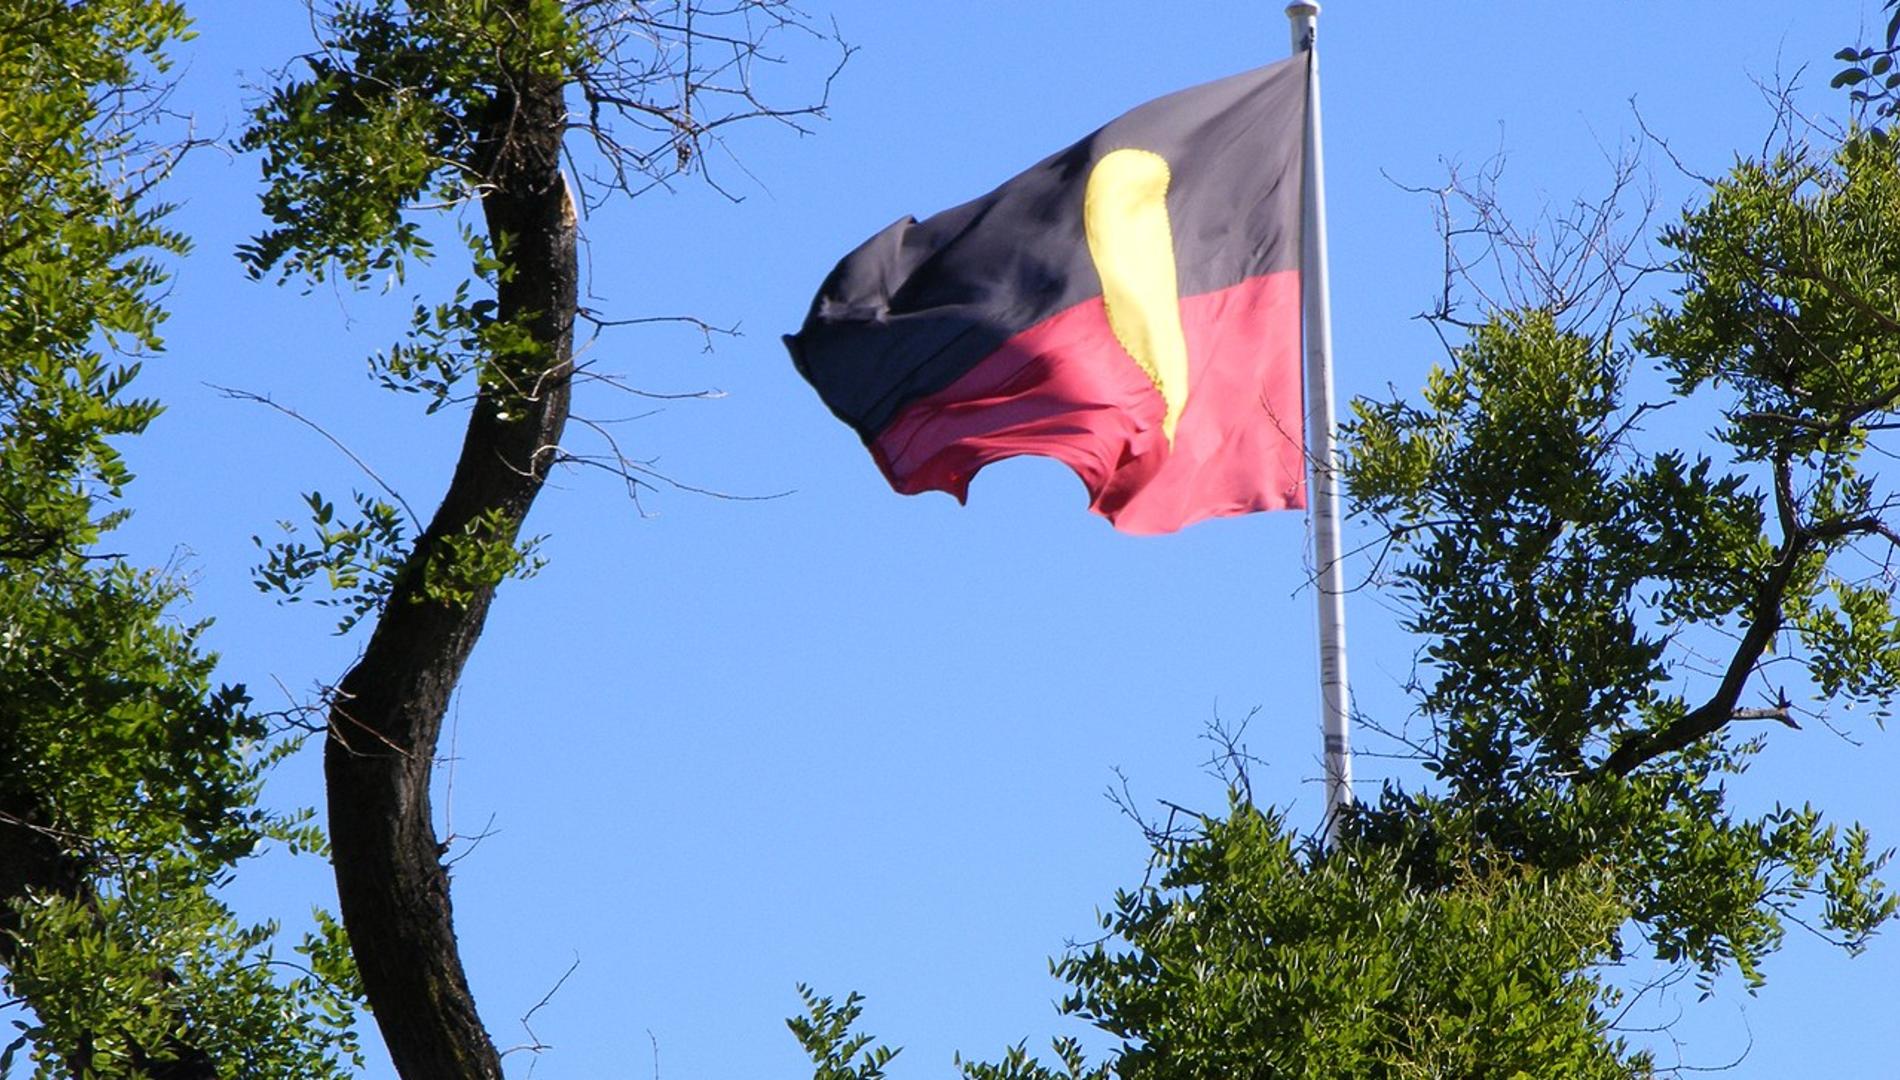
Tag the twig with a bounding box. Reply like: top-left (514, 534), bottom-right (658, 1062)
top-left (210, 384), bottom-right (420, 527)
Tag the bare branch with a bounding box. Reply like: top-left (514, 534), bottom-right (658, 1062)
top-left (499, 954), bottom-right (581, 1063)
top-left (210, 384), bottom-right (421, 527)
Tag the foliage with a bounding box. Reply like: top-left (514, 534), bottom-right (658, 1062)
top-left (0, 1), bottom-right (364, 1074)
top-left (8, 869), bottom-right (363, 1080)
top-left (254, 490), bottom-right (410, 635)
top-left (235, 0), bottom-right (586, 288)
top-left (241, 0), bottom-right (843, 629)
top-left (1836, 1), bottom-right (1900, 121)
top-left (371, 266), bottom-right (498, 414)
top-left (789, 985), bottom-right (902, 1080)
top-left (418, 506), bottom-right (547, 605)
top-left (812, 799), bottom-right (1649, 1080)
top-left (1342, 310), bottom-right (1890, 987)
top-left (0, 0), bottom-right (185, 561)
top-left (236, 0), bottom-right (839, 290)
top-left (252, 490), bottom-right (544, 635)
top-left (1048, 805), bottom-right (1640, 1079)
top-left (1338, 122), bottom-right (1900, 996)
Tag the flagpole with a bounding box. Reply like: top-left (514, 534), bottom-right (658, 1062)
top-left (1286, 1), bottom-right (1353, 843)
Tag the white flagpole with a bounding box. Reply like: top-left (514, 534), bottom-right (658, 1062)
top-left (1286, 1), bottom-right (1353, 843)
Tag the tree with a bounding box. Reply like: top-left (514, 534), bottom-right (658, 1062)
top-left (796, 773), bottom-right (1649, 1079)
top-left (1335, 118), bottom-right (1900, 994)
top-left (238, 2), bottom-right (843, 1076)
top-left (993, 805), bottom-right (1645, 1079)
top-left (0, 3), bottom-right (362, 1076)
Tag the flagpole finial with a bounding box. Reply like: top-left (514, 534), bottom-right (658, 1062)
top-left (1286, 1), bottom-right (1320, 53)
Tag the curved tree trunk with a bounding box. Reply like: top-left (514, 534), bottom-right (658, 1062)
top-left (323, 62), bottom-right (576, 1080)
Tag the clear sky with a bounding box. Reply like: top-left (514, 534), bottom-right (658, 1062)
top-left (107, 1), bottom-right (1898, 1076)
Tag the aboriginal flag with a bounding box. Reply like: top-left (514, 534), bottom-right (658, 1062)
top-left (785, 55), bottom-right (1309, 535)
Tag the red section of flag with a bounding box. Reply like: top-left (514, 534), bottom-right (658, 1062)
top-left (870, 270), bottom-right (1305, 535)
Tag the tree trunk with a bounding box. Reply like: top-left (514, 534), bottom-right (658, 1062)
top-left (323, 60), bottom-right (576, 1080)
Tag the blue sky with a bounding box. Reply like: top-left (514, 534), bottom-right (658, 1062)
top-left (105, 1), bottom-right (1899, 1076)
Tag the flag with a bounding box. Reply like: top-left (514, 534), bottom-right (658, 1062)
top-left (785, 55), bottom-right (1309, 535)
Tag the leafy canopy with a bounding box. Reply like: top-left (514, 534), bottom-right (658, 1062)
top-left (800, 798), bottom-right (1650, 1080)
top-left (0, 3), bottom-right (364, 1074)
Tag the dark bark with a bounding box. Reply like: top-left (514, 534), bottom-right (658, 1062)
top-left (1601, 455), bottom-right (1805, 777)
top-left (1599, 540), bottom-right (1801, 776)
top-left (0, 808), bottom-right (87, 961)
top-left (322, 60), bottom-right (577, 1080)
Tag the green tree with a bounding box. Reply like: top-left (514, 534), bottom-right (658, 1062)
top-left (797, 790), bottom-right (1648, 1080)
top-left (238, 2), bottom-right (842, 1076)
top-left (1016, 805), bottom-right (1641, 1079)
top-left (0, 2), bottom-right (362, 1076)
top-left (1339, 126), bottom-right (1899, 993)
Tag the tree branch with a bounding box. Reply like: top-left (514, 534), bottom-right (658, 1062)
top-left (1601, 454), bottom-right (1807, 776)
